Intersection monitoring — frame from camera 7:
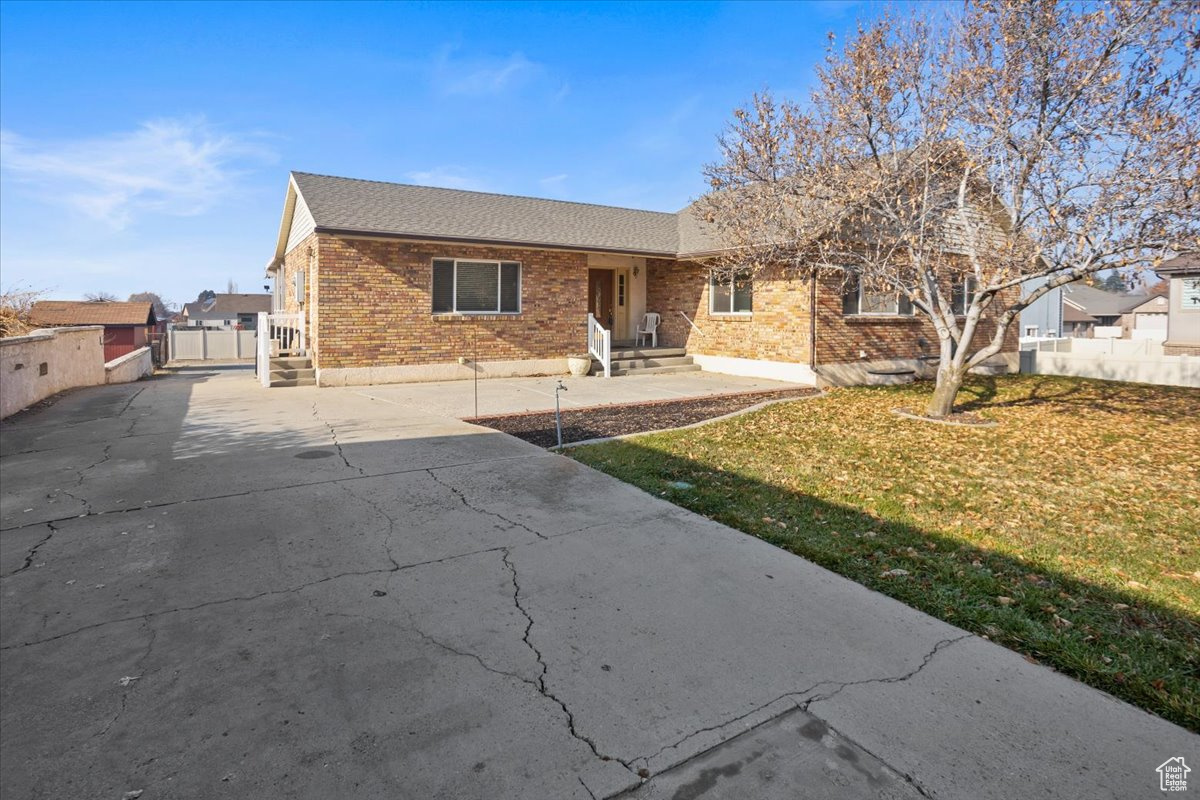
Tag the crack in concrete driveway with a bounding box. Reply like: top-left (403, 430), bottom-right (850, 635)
top-left (1, 371), bottom-right (1194, 800)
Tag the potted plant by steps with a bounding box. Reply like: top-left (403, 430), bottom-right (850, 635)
top-left (566, 353), bottom-right (592, 377)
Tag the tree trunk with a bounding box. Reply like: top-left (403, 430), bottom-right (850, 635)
top-left (926, 366), bottom-right (965, 418)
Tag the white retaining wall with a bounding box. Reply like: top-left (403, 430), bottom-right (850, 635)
top-left (1, 326), bottom-right (106, 419)
top-left (105, 346), bottom-right (153, 384)
top-left (1019, 348), bottom-right (1198, 388)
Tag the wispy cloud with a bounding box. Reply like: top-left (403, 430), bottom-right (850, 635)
top-left (0, 117), bottom-right (274, 229)
top-left (539, 173), bottom-right (568, 188)
top-left (432, 46), bottom-right (542, 96)
top-left (405, 166), bottom-right (489, 191)
top-left (635, 95), bottom-right (703, 153)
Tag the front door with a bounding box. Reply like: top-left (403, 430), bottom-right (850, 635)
top-left (588, 268), bottom-right (615, 330)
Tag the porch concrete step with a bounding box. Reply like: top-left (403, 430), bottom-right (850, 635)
top-left (608, 364), bottom-right (702, 377)
top-left (270, 368), bottom-right (316, 382)
top-left (610, 356), bottom-right (695, 370)
top-left (269, 377), bottom-right (317, 388)
top-left (609, 347), bottom-right (686, 359)
top-left (270, 357), bottom-right (312, 370)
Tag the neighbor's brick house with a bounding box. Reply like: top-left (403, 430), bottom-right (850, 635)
top-left (267, 172), bottom-right (1017, 387)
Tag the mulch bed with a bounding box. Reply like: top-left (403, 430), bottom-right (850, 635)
top-left (467, 388), bottom-right (819, 448)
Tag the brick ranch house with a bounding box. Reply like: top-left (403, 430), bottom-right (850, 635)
top-left (266, 172), bottom-right (1017, 387)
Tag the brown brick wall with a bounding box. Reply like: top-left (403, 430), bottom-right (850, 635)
top-left (1163, 343), bottom-right (1200, 356)
top-left (300, 240), bottom-right (1019, 372)
top-left (314, 236), bottom-right (588, 370)
top-left (814, 275), bottom-right (1019, 364)
top-left (645, 259), bottom-right (814, 363)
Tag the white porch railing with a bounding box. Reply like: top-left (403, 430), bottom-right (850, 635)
top-left (677, 310), bottom-right (705, 337)
top-left (256, 311), bottom-right (306, 387)
top-left (587, 313), bottom-right (611, 378)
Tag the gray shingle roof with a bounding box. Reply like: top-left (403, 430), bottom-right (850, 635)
top-left (292, 172), bottom-right (686, 255)
top-left (1062, 283), bottom-right (1148, 316)
top-left (182, 294), bottom-right (272, 318)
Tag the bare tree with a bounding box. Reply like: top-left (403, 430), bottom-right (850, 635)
top-left (226, 278), bottom-right (238, 294)
top-left (700, 0), bottom-right (1198, 417)
top-left (84, 291), bottom-right (119, 302)
top-left (128, 291), bottom-right (174, 320)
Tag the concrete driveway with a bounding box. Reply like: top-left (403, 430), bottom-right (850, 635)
top-left (1, 368), bottom-right (1194, 799)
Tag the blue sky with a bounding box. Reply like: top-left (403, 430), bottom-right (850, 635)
top-left (1, 0), bottom-right (880, 306)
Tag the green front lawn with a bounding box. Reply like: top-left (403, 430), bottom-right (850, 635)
top-left (570, 375), bottom-right (1200, 730)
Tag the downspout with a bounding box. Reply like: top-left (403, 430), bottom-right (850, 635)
top-left (809, 272), bottom-right (818, 371)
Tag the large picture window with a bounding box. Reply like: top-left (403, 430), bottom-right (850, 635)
top-left (710, 270), bottom-right (753, 314)
top-left (432, 259), bottom-right (521, 314)
top-left (841, 274), bottom-right (913, 316)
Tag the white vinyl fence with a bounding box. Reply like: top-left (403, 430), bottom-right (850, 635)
top-left (168, 328), bottom-right (257, 361)
top-left (1019, 338), bottom-right (1198, 388)
top-left (1022, 337), bottom-right (1164, 356)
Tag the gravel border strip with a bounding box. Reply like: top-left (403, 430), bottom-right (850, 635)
top-left (461, 386), bottom-right (815, 422)
top-left (554, 391), bottom-right (828, 449)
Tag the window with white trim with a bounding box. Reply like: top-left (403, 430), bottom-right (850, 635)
top-left (1183, 278), bottom-right (1200, 309)
top-left (841, 274), bottom-right (913, 316)
top-left (710, 270), bottom-right (753, 314)
top-left (1024, 325), bottom-right (1039, 337)
top-left (432, 259), bottom-right (521, 314)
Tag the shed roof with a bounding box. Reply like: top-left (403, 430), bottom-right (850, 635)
top-left (30, 301), bottom-right (156, 327)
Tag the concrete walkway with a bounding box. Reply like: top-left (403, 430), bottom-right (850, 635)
top-left (347, 370), bottom-right (803, 418)
top-left (0, 369), bottom-right (1194, 799)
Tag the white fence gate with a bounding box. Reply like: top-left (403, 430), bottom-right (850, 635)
top-left (168, 328), bottom-right (258, 361)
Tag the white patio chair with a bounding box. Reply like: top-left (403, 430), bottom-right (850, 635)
top-left (636, 312), bottom-right (661, 348)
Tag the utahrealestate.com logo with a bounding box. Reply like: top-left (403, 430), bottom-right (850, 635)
top-left (1158, 757), bottom-right (1190, 792)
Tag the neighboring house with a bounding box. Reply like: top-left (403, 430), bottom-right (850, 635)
top-left (29, 301), bottom-right (157, 362)
top-left (1060, 304), bottom-right (1099, 338)
top-left (1156, 254), bottom-right (1200, 356)
top-left (265, 171), bottom-right (1018, 388)
top-left (181, 294), bottom-right (272, 329)
top-left (1018, 277), bottom-right (1064, 338)
top-left (1063, 283), bottom-right (1148, 337)
top-left (1119, 294), bottom-right (1169, 341)
top-left (1022, 281), bottom-right (1151, 339)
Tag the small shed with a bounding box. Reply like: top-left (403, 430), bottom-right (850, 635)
top-left (30, 301), bottom-right (157, 362)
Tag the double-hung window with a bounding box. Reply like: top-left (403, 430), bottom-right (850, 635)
top-left (842, 273), bottom-right (913, 316)
top-left (432, 259), bottom-right (521, 314)
top-left (710, 270), bottom-right (753, 314)
top-left (951, 276), bottom-right (979, 315)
